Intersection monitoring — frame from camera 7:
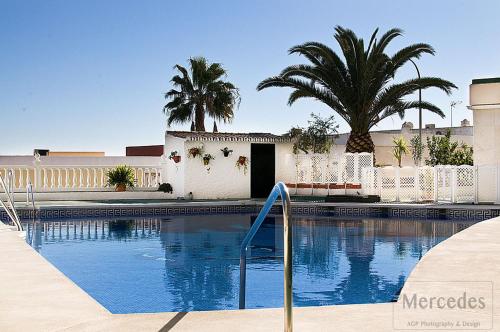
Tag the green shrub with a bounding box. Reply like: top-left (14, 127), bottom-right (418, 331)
top-left (425, 131), bottom-right (473, 166)
top-left (106, 165), bottom-right (135, 188)
top-left (288, 113), bottom-right (338, 154)
top-left (158, 183), bottom-right (173, 193)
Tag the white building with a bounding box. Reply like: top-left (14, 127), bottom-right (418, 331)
top-left (164, 131), bottom-right (295, 199)
top-left (469, 77), bottom-right (500, 166)
top-left (333, 121), bottom-right (473, 167)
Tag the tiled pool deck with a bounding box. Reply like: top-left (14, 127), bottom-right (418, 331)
top-left (1, 201), bottom-right (500, 331)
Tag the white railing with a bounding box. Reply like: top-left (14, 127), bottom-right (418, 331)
top-left (0, 165), bottom-right (162, 192)
top-left (362, 165), bottom-right (499, 204)
top-left (295, 152), bottom-right (373, 185)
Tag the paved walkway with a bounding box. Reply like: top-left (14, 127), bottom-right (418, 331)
top-left (1, 216), bottom-right (499, 331)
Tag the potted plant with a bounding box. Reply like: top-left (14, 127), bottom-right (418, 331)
top-left (158, 183), bottom-right (173, 193)
top-left (188, 146), bottom-right (203, 158)
top-left (202, 153), bottom-right (215, 166)
top-left (168, 151), bottom-right (181, 163)
top-left (221, 147), bottom-right (233, 157)
top-left (106, 165), bottom-right (135, 192)
top-left (235, 156), bottom-right (249, 174)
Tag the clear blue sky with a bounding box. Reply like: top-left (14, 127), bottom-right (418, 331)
top-left (1, 0), bottom-right (500, 155)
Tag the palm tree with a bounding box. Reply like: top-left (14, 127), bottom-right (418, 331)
top-left (163, 57), bottom-right (240, 132)
top-left (257, 26), bottom-right (457, 156)
top-left (392, 136), bottom-right (409, 167)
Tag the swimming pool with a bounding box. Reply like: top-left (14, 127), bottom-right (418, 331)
top-left (24, 214), bottom-right (475, 313)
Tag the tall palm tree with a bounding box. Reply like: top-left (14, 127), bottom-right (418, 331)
top-left (257, 26), bottom-right (457, 155)
top-left (163, 57), bottom-right (240, 132)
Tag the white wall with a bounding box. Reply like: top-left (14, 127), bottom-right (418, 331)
top-left (183, 140), bottom-right (251, 199)
top-left (164, 135), bottom-right (298, 199)
top-left (275, 143), bottom-right (295, 184)
top-left (470, 80), bottom-right (500, 166)
top-left (164, 135), bottom-right (186, 197)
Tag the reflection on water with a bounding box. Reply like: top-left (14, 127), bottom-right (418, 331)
top-left (23, 215), bottom-right (476, 313)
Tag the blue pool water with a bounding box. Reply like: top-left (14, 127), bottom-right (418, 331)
top-left (24, 214), bottom-right (475, 313)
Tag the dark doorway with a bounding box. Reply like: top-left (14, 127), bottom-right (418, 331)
top-left (251, 144), bottom-right (275, 198)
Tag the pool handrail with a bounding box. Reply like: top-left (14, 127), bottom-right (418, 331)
top-left (0, 172), bottom-right (23, 231)
top-left (26, 181), bottom-right (35, 212)
top-left (239, 181), bottom-right (292, 332)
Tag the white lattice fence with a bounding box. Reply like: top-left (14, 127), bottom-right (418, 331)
top-left (326, 155), bottom-right (342, 184)
top-left (380, 167), bottom-right (398, 202)
top-left (455, 166), bottom-right (475, 203)
top-left (418, 167), bottom-right (435, 201)
top-left (295, 152), bottom-right (373, 185)
top-left (398, 167), bottom-right (419, 202)
top-left (296, 155), bottom-right (313, 183)
top-left (361, 165), bottom-right (479, 203)
top-left (436, 166), bottom-right (453, 202)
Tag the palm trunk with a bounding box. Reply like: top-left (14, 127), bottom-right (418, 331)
top-left (194, 104), bottom-right (206, 132)
top-left (346, 132), bottom-right (376, 164)
top-left (213, 121), bottom-right (218, 133)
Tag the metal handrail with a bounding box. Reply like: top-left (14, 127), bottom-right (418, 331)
top-left (0, 174), bottom-right (23, 231)
top-left (6, 170), bottom-right (15, 202)
top-left (239, 182), bottom-right (292, 332)
top-left (26, 181), bottom-right (35, 211)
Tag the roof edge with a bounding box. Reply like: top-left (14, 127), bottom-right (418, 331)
top-left (471, 77), bottom-right (500, 85)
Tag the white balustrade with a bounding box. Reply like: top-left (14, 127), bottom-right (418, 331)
top-left (0, 165), bottom-right (162, 192)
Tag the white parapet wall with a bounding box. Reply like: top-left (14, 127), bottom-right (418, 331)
top-left (0, 155), bottom-right (165, 194)
top-left (469, 78), bottom-right (500, 166)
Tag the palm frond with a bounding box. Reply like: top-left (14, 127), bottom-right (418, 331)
top-left (257, 26), bottom-right (457, 139)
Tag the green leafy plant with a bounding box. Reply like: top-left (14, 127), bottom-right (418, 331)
top-left (288, 113), bottom-right (338, 154)
top-left (202, 153), bottom-right (215, 166)
top-left (168, 151), bottom-right (181, 163)
top-left (235, 156), bottom-right (249, 174)
top-left (410, 135), bottom-right (425, 166)
top-left (221, 147), bottom-right (233, 157)
top-left (158, 183), bottom-right (173, 193)
top-left (188, 146), bottom-right (203, 158)
top-left (106, 165), bottom-right (135, 191)
top-left (425, 130), bottom-right (473, 166)
top-left (392, 136), bottom-right (409, 167)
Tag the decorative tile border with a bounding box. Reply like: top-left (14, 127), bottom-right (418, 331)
top-left (2, 204), bottom-right (500, 223)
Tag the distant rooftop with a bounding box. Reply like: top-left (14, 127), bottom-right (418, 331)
top-left (166, 131), bottom-right (290, 143)
top-left (472, 77), bottom-right (500, 85)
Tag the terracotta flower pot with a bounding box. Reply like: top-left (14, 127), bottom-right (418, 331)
top-left (115, 184), bottom-right (126, 192)
top-left (237, 156), bottom-right (247, 165)
top-left (172, 155), bottom-right (181, 163)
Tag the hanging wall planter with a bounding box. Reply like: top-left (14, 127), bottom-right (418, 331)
top-left (235, 156), bottom-right (249, 174)
top-left (168, 151), bottom-right (181, 163)
top-left (221, 147), bottom-right (233, 157)
top-left (188, 146), bottom-right (203, 159)
top-left (202, 153), bottom-right (215, 166)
